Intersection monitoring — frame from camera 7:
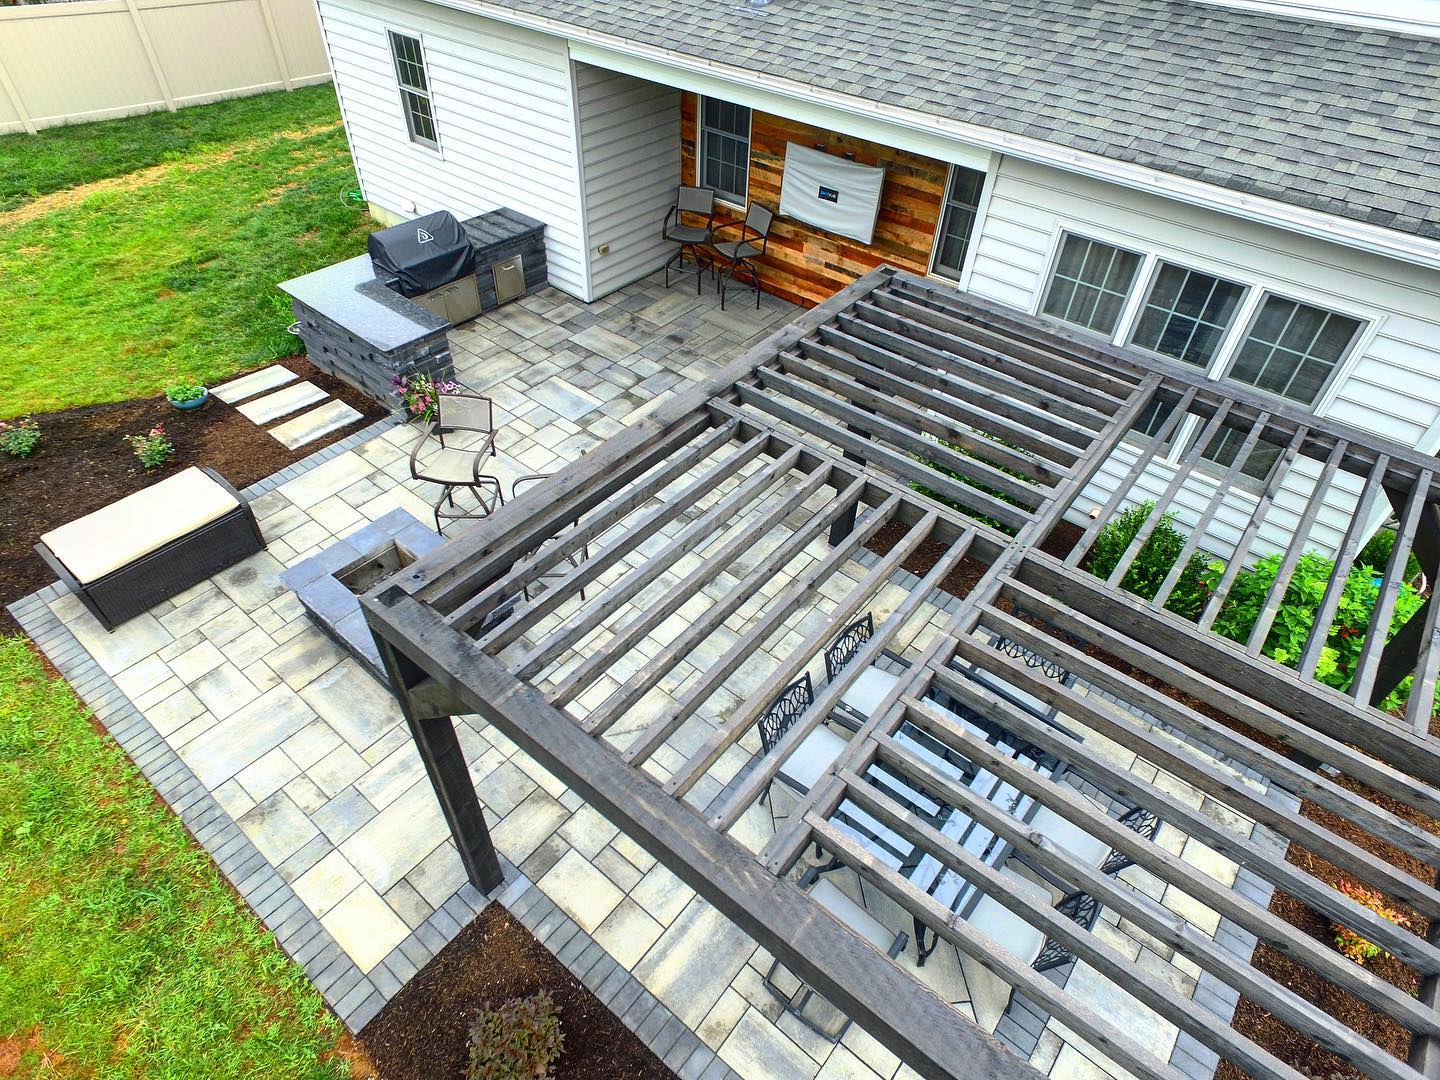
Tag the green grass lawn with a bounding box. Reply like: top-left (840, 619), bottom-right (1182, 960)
top-left (0, 86), bottom-right (376, 419)
top-left (0, 635), bottom-right (351, 1079)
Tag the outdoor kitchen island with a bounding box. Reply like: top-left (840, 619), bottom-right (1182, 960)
top-left (280, 208), bottom-right (547, 410)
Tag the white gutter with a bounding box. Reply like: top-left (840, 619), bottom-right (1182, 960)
top-left (420, 0), bottom-right (1440, 273)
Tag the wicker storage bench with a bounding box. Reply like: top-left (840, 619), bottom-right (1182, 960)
top-left (35, 467), bottom-right (264, 631)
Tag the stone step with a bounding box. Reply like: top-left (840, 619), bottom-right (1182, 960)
top-left (269, 400), bottom-right (363, 450)
top-left (212, 364), bottom-right (298, 403)
top-left (237, 381), bottom-right (327, 424)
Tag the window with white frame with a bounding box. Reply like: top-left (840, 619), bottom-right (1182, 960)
top-left (388, 31), bottom-right (438, 150)
top-left (1040, 233), bottom-right (1142, 336)
top-left (699, 98), bottom-right (751, 205)
top-left (1129, 262), bottom-right (1246, 368)
top-left (931, 166), bottom-right (987, 280)
top-left (1223, 295), bottom-right (1364, 408)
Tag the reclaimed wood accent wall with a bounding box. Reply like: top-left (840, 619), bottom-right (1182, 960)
top-left (680, 93), bottom-right (948, 307)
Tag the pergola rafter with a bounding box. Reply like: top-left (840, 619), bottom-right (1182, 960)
top-left (363, 267), bottom-right (1440, 1080)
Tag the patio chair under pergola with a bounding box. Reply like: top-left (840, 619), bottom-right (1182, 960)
top-left (361, 267), bottom-right (1440, 1080)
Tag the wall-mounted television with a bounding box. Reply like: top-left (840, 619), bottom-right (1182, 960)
top-left (777, 143), bottom-right (886, 244)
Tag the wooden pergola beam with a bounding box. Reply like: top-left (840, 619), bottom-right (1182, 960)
top-left (361, 584), bottom-right (1034, 1080)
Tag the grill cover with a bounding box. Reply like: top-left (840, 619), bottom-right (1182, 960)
top-left (367, 211), bottom-right (476, 297)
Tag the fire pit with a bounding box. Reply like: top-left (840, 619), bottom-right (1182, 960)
top-left (278, 509), bottom-right (444, 688)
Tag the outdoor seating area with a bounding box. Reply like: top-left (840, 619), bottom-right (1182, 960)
top-left (14, 266), bottom-right (1440, 1080)
top-left (662, 186), bottom-right (776, 310)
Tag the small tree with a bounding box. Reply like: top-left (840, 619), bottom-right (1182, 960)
top-left (466, 991), bottom-right (564, 1080)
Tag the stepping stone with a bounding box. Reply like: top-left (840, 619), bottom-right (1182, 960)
top-left (237, 381), bottom-right (327, 424)
top-left (269, 400), bottom-right (363, 450)
top-left (212, 364), bottom-right (298, 403)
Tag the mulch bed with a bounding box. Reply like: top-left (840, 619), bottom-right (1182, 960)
top-left (869, 515), bottom-right (1435, 1077)
top-left (356, 903), bottom-right (675, 1080)
top-left (0, 355), bottom-right (383, 634)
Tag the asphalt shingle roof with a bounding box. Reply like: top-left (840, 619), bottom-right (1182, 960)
top-left (485, 0), bottom-right (1440, 242)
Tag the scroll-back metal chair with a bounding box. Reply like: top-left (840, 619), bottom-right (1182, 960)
top-left (662, 186), bottom-right (715, 294)
top-left (824, 612), bottom-right (873, 681)
top-left (512, 473), bottom-right (589, 602)
top-left (1031, 890), bottom-right (1103, 973)
top-left (408, 391), bottom-right (503, 535)
top-left (710, 202), bottom-right (773, 310)
top-left (757, 673), bottom-right (815, 804)
top-left (1099, 805), bottom-right (1163, 874)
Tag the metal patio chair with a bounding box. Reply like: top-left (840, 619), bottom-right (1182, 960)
top-left (408, 391), bottom-right (503, 535)
top-left (662, 186), bottom-right (716, 294)
top-left (512, 473), bottom-right (589, 601)
top-left (711, 201), bottom-right (773, 310)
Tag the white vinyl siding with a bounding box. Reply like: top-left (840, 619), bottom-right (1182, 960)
top-left (316, 0), bottom-right (587, 297)
top-left (574, 63), bottom-right (680, 300)
top-left (967, 155), bottom-right (1440, 563)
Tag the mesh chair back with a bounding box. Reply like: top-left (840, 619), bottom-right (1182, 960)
top-left (745, 202), bottom-right (775, 237)
top-left (436, 392), bottom-right (493, 433)
top-left (677, 186), bottom-right (716, 214)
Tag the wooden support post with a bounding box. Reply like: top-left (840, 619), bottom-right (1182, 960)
top-left (370, 621), bottom-right (503, 892)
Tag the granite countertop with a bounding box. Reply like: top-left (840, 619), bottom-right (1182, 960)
top-left (278, 254), bottom-right (448, 352)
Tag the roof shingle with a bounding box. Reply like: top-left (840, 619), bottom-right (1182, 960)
top-left (481, 0), bottom-right (1440, 241)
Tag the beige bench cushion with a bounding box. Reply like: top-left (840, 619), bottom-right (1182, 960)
top-left (41, 467), bottom-right (240, 585)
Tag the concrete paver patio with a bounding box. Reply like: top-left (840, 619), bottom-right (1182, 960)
top-left (10, 271), bottom-right (1291, 1080)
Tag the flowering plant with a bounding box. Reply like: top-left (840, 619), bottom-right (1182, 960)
top-left (125, 423), bottom-right (175, 470)
top-left (1331, 880), bottom-right (1413, 965)
top-left (0, 416), bottom-right (41, 458)
top-left (393, 372), bottom-right (459, 424)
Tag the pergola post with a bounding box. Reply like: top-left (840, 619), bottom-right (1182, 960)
top-left (371, 628), bottom-right (504, 892)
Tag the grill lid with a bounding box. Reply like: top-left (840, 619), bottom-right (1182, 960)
top-left (367, 210), bottom-right (476, 298)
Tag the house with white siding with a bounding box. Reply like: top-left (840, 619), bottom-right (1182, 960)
top-left (313, 0), bottom-right (1440, 560)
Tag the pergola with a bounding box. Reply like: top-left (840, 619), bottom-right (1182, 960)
top-left (362, 267), bottom-right (1440, 1080)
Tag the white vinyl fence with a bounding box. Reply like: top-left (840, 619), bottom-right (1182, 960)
top-left (0, 0), bottom-right (331, 134)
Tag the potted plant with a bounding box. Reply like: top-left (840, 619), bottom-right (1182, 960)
top-left (393, 372), bottom-right (460, 424)
top-left (166, 378), bottom-right (208, 411)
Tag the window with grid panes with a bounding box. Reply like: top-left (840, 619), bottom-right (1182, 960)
top-left (1041, 234), bottom-right (1142, 336)
top-left (1130, 263), bottom-right (1245, 367)
top-left (388, 31), bottom-right (438, 149)
top-left (931, 166), bottom-right (986, 280)
top-left (699, 98), bottom-right (751, 205)
top-left (1224, 296), bottom-right (1363, 407)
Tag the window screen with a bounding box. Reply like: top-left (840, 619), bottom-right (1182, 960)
top-left (1225, 296), bottom-right (1363, 407)
top-left (1131, 263), bottom-right (1245, 367)
top-left (931, 166), bottom-right (986, 280)
top-left (1041, 234), bottom-right (1141, 336)
top-left (389, 31), bottom-right (438, 149)
top-left (700, 98), bottom-right (751, 205)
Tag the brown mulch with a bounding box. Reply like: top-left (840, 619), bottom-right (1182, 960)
top-left (0, 355), bottom-right (383, 634)
top-left (357, 903), bottom-right (675, 1080)
top-left (867, 515), bottom-right (1435, 1077)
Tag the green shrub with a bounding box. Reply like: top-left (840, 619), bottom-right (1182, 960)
top-left (1210, 550), bottom-right (1426, 709)
top-left (0, 416), bottom-right (40, 457)
top-left (1085, 501), bottom-right (1217, 619)
top-left (1357, 527), bottom-right (1423, 583)
top-left (466, 991), bottom-right (564, 1080)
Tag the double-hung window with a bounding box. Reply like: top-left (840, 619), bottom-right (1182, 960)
top-left (699, 98), bottom-right (751, 205)
top-left (388, 31), bottom-right (438, 150)
top-left (931, 166), bottom-right (987, 280)
top-left (1040, 233), bottom-right (1142, 337)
